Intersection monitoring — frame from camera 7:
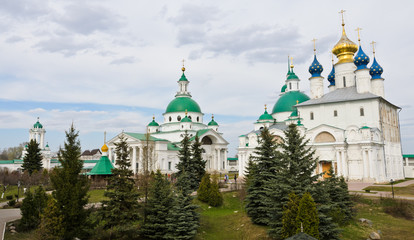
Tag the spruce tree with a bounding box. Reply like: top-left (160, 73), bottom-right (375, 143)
top-left (281, 192), bottom-right (300, 239)
top-left (191, 135), bottom-right (206, 188)
top-left (245, 127), bottom-right (279, 225)
top-left (22, 139), bottom-right (43, 175)
top-left (166, 192), bottom-right (199, 239)
top-left (208, 175), bottom-right (223, 207)
top-left (295, 192), bottom-right (319, 239)
top-left (197, 173), bottom-right (211, 203)
top-left (175, 131), bottom-right (195, 192)
top-left (100, 135), bottom-right (140, 239)
top-left (20, 186), bottom-right (48, 230)
top-left (140, 170), bottom-right (174, 239)
top-left (50, 125), bottom-right (90, 240)
top-left (38, 198), bottom-right (65, 240)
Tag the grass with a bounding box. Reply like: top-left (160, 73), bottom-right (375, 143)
top-left (88, 189), bottom-right (107, 203)
top-left (374, 178), bottom-right (414, 185)
top-left (3, 220), bottom-right (35, 240)
top-left (195, 191), bottom-right (270, 240)
top-left (363, 184), bottom-right (414, 196)
top-left (1, 185), bottom-right (40, 203)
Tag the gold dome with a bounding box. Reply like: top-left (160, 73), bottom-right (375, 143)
top-left (332, 25), bottom-right (358, 64)
top-left (101, 143), bottom-right (108, 152)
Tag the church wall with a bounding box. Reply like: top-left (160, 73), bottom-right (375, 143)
top-left (163, 112), bottom-right (204, 125)
top-left (334, 62), bottom-right (357, 89)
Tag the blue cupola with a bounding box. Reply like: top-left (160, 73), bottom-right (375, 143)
top-left (354, 46), bottom-right (370, 70)
top-left (328, 65), bottom-right (335, 86)
top-left (369, 57), bottom-right (383, 79)
top-left (308, 55), bottom-right (323, 77)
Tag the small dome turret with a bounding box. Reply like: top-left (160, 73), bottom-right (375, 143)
top-left (258, 105), bottom-right (274, 121)
top-left (308, 55), bottom-right (323, 77)
top-left (354, 46), bottom-right (370, 70)
top-left (332, 12), bottom-right (358, 64)
top-left (208, 114), bottom-right (219, 126)
top-left (281, 84), bottom-right (287, 93)
top-left (369, 57), bottom-right (383, 79)
top-left (101, 143), bottom-right (108, 152)
top-left (328, 55), bottom-right (335, 86)
top-left (33, 117), bottom-right (43, 129)
top-left (181, 110), bottom-right (192, 123)
top-left (148, 116), bottom-right (159, 126)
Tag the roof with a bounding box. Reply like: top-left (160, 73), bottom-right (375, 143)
top-left (403, 154), bottom-right (414, 158)
top-left (87, 155), bottom-right (114, 175)
top-left (189, 129), bottom-right (210, 141)
top-left (165, 96), bottom-right (201, 113)
top-left (272, 91), bottom-right (310, 113)
top-left (227, 157), bottom-right (238, 161)
top-left (81, 149), bottom-right (101, 156)
top-left (124, 132), bottom-right (168, 142)
top-left (296, 86), bottom-right (380, 107)
top-left (167, 142), bottom-right (181, 151)
top-left (285, 232), bottom-right (317, 240)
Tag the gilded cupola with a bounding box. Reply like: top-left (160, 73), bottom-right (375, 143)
top-left (332, 10), bottom-right (358, 64)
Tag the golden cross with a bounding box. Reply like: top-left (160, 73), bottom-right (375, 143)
top-left (182, 59), bottom-right (185, 67)
top-left (296, 100), bottom-right (299, 104)
top-left (290, 56), bottom-right (294, 69)
top-left (355, 27), bottom-right (362, 44)
top-left (370, 41), bottom-right (376, 56)
top-left (264, 104), bottom-right (267, 110)
top-left (152, 114), bottom-right (155, 120)
top-left (339, 10), bottom-right (346, 25)
top-left (212, 114), bottom-right (214, 119)
top-left (104, 131), bottom-right (106, 143)
top-left (311, 38), bottom-right (317, 54)
top-left (331, 53), bottom-right (334, 64)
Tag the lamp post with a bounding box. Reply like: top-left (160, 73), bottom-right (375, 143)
top-left (390, 179), bottom-right (394, 199)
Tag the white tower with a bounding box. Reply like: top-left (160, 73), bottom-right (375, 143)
top-left (29, 117), bottom-right (46, 149)
top-left (308, 39), bottom-right (324, 99)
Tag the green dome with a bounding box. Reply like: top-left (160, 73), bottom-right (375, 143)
top-left (258, 110), bottom-right (274, 121)
top-left (281, 84), bottom-right (287, 93)
top-left (181, 115), bottom-right (192, 122)
top-left (290, 109), bottom-right (298, 117)
top-left (166, 97), bottom-right (201, 113)
top-left (148, 119), bottom-right (159, 126)
top-left (179, 73), bottom-right (188, 81)
top-left (272, 91), bottom-right (310, 114)
top-left (33, 120), bottom-right (43, 129)
top-left (208, 119), bottom-right (218, 126)
top-left (286, 71), bottom-right (299, 80)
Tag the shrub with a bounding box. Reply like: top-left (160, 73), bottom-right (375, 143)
top-left (380, 196), bottom-right (414, 220)
top-left (208, 176), bottom-right (223, 207)
top-left (197, 174), bottom-right (211, 203)
top-left (8, 199), bottom-right (16, 207)
top-left (6, 195), bottom-right (13, 200)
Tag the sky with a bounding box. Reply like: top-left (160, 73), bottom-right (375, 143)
top-left (0, 0), bottom-right (413, 157)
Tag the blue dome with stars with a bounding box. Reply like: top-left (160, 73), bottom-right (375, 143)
top-left (369, 57), bottom-right (383, 79)
top-left (328, 65), bottom-right (335, 86)
top-left (354, 46), bottom-right (370, 70)
top-left (308, 55), bottom-right (323, 77)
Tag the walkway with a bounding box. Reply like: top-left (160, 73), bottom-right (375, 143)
top-left (0, 209), bottom-right (20, 240)
top-left (348, 179), bottom-right (414, 200)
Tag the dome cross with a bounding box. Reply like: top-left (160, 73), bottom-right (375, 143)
top-left (311, 38), bottom-right (318, 55)
top-left (355, 27), bottom-right (362, 45)
top-left (181, 59), bottom-right (186, 72)
top-left (370, 41), bottom-right (376, 57)
top-left (339, 9), bottom-right (346, 26)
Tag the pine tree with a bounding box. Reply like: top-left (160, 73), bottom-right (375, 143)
top-left (295, 192), bottom-right (319, 239)
top-left (245, 127), bottom-right (279, 225)
top-left (197, 173), bottom-right (211, 203)
top-left (281, 192), bottom-right (300, 239)
top-left (20, 186), bottom-right (48, 230)
top-left (191, 135), bottom-right (206, 188)
top-left (50, 124), bottom-right (90, 240)
top-left (208, 175), bottom-right (223, 207)
top-left (22, 139), bottom-right (43, 175)
top-left (140, 170), bottom-right (174, 239)
top-left (175, 131), bottom-right (195, 192)
top-left (38, 198), bottom-right (64, 240)
top-left (100, 135), bottom-right (140, 239)
top-left (324, 167), bottom-right (354, 225)
top-left (166, 192), bottom-right (199, 239)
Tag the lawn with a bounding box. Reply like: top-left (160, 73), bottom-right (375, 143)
top-left (88, 189), bottom-right (107, 203)
top-left (363, 184), bottom-right (414, 196)
top-left (1, 185), bottom-right (38, 203)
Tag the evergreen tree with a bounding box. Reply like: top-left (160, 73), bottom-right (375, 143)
top-left (281, 193), bottom-right (300, 239)
top-left (295, 192), bottom-right (319, 239)
top-left (324, 167), bottom-right (354, 225)
top-left (175, 131), bottom-right (195, 192)
top-left (140, 170), bottom-right (174, 239)
top-left (191, 135), bottom-right (206, 188)
top-left (245, 127), bottom-right (279, 225)
top-left (20, 186), bottom-right (48, 230)
top-left (50, 125), bottom-right (90, 240)
top-left (100, 135), bottom-right (140, 239)
top-left (38, 198), bottom-right (65, 240)
top-left (208, 175), bottom-right (223, 207)
top-left (22, 139), bottom-right (43, 175)
top-left (166, 192), bottom-right (199, 239)
top-left (197, 173), bottom-right (211, 203)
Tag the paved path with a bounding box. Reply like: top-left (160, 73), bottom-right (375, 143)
top-left (0, 209), bottom-right (21, 240)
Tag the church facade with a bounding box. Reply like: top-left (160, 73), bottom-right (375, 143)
top-left (106, 66), bottom-right (229, 175)
top-left (237, 20), bottom-right (404, 183)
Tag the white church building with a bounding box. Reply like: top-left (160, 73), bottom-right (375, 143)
top-left (237, 19), bottom-right (404, 183)
top-left (106, 66), bottom-right (229, 175)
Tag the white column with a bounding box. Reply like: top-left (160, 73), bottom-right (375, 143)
top-left (108, 148), bottom-right (113, 162)
top-left (336, 150), bottom-right (342, 176)
top-left (217, 148), bottom-right (221, 171)
top-left (132, 146), bottom-right (137, 174)
top-left (40, 132), bottom-right (45, 149)
top-left (223, 149), bottom-right (227, 171)
top-left (341, 150), bottom-right (348, 178)
top-left (362, 149), bottom-right (368, 179)
top-left (368, 149), bottom-right (375, 181)
top-left (139, 147), bottom-right (143, 174)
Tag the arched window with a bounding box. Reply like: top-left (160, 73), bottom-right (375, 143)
top-left (289, 82), bottom-right (292, 90)
top-left (197, 116), bottom-right (200, 122)
top-left (343, 76), bottom-right (346, 87)
top-left (310, 112), bottom-right (314, 120)
top-left (334, 110), bottom-right (338, 117)
top-left (201, 136), bottom-right (213, 145)
top-left (188, 116), bottom-right (192, 120)
top-left (314, 131), bottom-right (336, 143)
top-left (177, 115), bottom-right (181, 121)
top-left (360, 107), bottom-right (365, 116)
top-left (169, 116), bottom-right (172, 122)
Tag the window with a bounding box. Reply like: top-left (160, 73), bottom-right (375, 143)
top-left (168, 162), bottom-right (171, 171)
top-left (177, 115), bottom-right (181, 121)
top-left (334, 110), bottom-right (338, 117)
top-left (136, 163), bottom-right (139, 172)
top-left (223, 161), bottom-right (225, 169)
top-left (188, 116), bottom-right (192, 120)
top-left (169, 116), bottom-right (172, 122)
top-left (343, 76), bottom-right (346, 87)
top-left (197, 116), bottom-right (199, 122)
top-left (289, 82), bottom-right (292, 90)
top-left (310, 112), bottom-right (314, 120)
top-left (360, 107), bottom-right (365, 116)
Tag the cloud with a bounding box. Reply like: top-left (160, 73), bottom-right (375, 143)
top-left (5, 36), bottom-right (24, 43)
top-left (53, 3), bottom-right (123, 36)
top-left (168, 4), bottom-right (221, 25)
top-left (0, 0), bottom-right (50, 20)
top-left (34, 36), bottom-right (94, 56)
top-left (28, 108), bottom-right (47, 113)
top-left (110, 56), bottom-right (137, 65)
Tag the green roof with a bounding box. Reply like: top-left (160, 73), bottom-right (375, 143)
top-left (281, 84), bottom-right (287, 93)
top-left (179, 73), bottom-right (188, 81)
top-left (272, 91), bottom-right (310, 114)
top-left (165, 96), bottom-right (201, 113)
top-left (286, 70), bottom-right (299, 80)
top-left (0, 160), bottom-right (15, 164)
top-left (208, 119), bottom-right (218, 126)
top-left (360, 126), bottom-right (370, 129)
top-left (124, 132), bottom-right (168, 141)
top-left (189, 129), bottom-right (210, 141)
top-left (34, 120), bottom-right (43, 129)
top-left (168, 143), bottom-right (181, 151)
top-left (83, 160), bottom-right (99, 163)
top-left (258, 110), bottom-right (274, 120)
top-left (403, 154), bottom-right (414, 158)
top-left (181, 116), bottom-right (192, 122)
top-left (290, 109), bottom-right (298, 117)
top-left (148, 119), bottom-right (159, 126)
top-left (227, 158), bottom-right (238, 161)
top-left (87, 155), bottom-right (114, 175)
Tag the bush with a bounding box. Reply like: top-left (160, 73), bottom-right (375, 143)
top-left (6, 195), bottom-right (13, 200)
top-left (8, 199), bottom-right (16, 207)
top-left (208, 176), bottom-right (223, 207)
top-left (197, 174), bottom-right (211, 203)
top-left (380, 196), bottom-right (414, 220)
